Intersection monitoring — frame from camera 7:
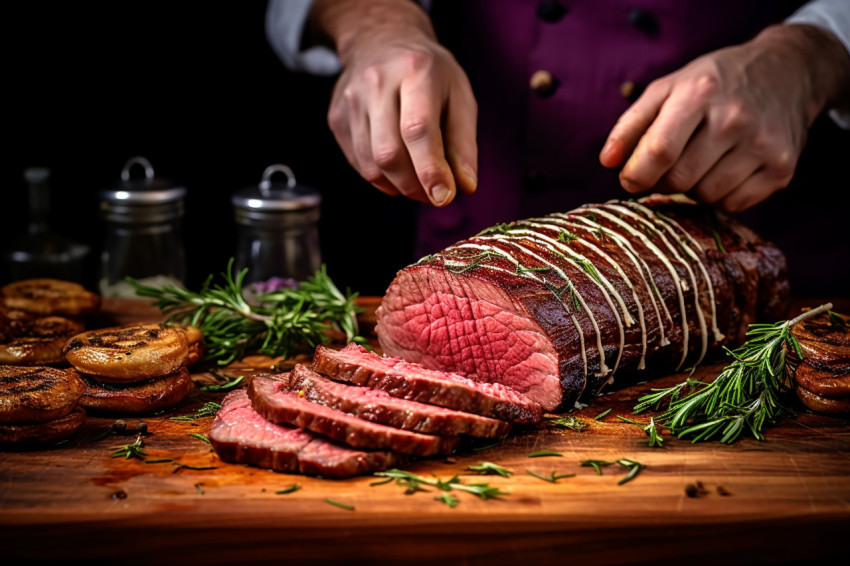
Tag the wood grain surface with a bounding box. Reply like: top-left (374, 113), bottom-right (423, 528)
top-left (1, 297), bottom-right (848, 566)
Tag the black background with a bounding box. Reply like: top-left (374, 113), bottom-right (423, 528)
top-left (3, 1), bottom-right (417, 297)
top-left (4, 1), bottom-right (849, 300)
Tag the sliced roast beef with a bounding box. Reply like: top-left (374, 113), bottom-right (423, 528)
top-left (248, 376), bottom-right (459, 456)
top-left (312, 344), bottom-right (542, 424)
top-left (275, 364), bottom-right (512, 438)
top-left (210, 389), bottom-right (399, 478)
top-left (376, 194), bottom-right (790, 412)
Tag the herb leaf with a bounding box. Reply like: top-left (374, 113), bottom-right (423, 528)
top-left (545, 415), bottom-right (588, 432)
top-left (526, 470), bottom-right (576, 483)
top-left (467, 462), bottom-right (514, 477)
top-left (580, 459), bottom-right (615, 475)
top-left (435, 493), bottom-right (460, 508)
top-left (325, 498), bottom-right (355, 511)
top-left (276, 484), bottom-right (301, 495)
top-left (527, 450), bottom-right (563, 458)
top-left (617, 459), bottom-right (646, 485)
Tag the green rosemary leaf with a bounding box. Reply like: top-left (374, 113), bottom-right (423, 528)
top-left (527, 450), bottom-right (563, 458)
top-left (828, 311), bottom-right (847, 331)
top-left (580, 459), bottom-right (615, 475)
top-left (170, 401), bottom-right (223, 421)
top-left (712, 229), bottom-right (726, 254)
top-left (199, 376), bottom-right (244, 393)
top-left (275, 484), bottom-right (301, 495)
top-left (435, 493), bottom-right (460, 508)
top-left (172, 464), bottom-right (219, 473)
top-left (558, 230), bottom-right (579, 244)
top-left (110, 437), bottom-right (146, 460)
top-left (325, 498), bottom-right (355, 511)
top-left (594, 408), bottom-right (612, 420)
top-left (617, 459), bottom-right (646, 485)
top-left (144, 458), bottom-right (175, 464)
top-left (467, 462), bottom-right (514, 477)
top-left (188, 433), bottom-right (211, 444)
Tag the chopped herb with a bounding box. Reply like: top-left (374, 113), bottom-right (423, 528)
top-left (467, 462), bottom-right (514, 477)
top-left (828, 311), bottom-right (847, 331)
top-left (110, 436), bottom-right (146, 460)
top-left (545, 415), bottom-right (588, 432)
top-left (144, 458), bottom-right (175, 464)
top-left (580, 459), bottom-right (615, 475)
top-left (200, 375), bottom-right (245, 393)
top-left (593, 225), bottom-right (607, 241)
top-left (369, 477), bottom-right (395, 487)
top-left (644, 417), bottom-right (664, 448)
top-left (194, 483), bottom-right (205, 495)
top-left (615, 415), bottom-right (641, 425)
top-left (526, 470), bottom-right (576, 483)
top-left (717, 485), bottom-right (732, 496)
top-left (712, 229), bottom-right (726, 254)
top-left (527, 450), bottom-right (563, 458)
top-left (470, 439), bottom-right (502, 452)
top-left (325, 498), bottom-right (355, 511)
top-left (583, 212), bottom-right (598, 223)
top-left (617, 459), bottom-right (645, 485)
top-left (558, 230), bottom-right (579, 244)
top-left (374, 469), bottom-right (507, 501)
top-left (170, 401), bottom-right (223, 421)
top-left (435, 493), bottom-right (460, 508)
top-left (275, 484), bottom-right (301, 495)
top-left (574, 257), bottom-right (602, 284)
top-left (594, 408), bottom-right (612, 421)
top-left (188, 433), bottom-right (211, 444)
top-left (516, 265), bottom-right (551, 274)
top-left (476, 223), bottom-right (513, 237)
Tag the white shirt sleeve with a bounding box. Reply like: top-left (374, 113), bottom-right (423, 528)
top-left (264, 0), bottom-right (434, 77)
top-left (786, 0), bottom-right (850, 128)
top-left (265, 0), bottom-right (341, 76)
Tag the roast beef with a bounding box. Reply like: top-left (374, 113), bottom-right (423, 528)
top-left (210, 389), bottom-right (399, 478)
top-left (312, 344), bottom-right (542, 424)
top-left (376, 194), bottom-right (790, 412)
top-left (248, 375), bottom-right (460, 456)
top-left (275, 364), bottom-right (512, 438)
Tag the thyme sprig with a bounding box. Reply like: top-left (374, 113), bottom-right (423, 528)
top-left (128, 259), bottom-right (364, 365)
top-left (545, 415), bottom-right (588, 432)
top-left (373, 469), bottom-right (507, 501)
top-left (634, 303), bottom-right (834, 443)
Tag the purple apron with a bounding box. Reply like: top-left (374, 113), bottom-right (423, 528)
top-left (417, 0), bottom-right (807, 258)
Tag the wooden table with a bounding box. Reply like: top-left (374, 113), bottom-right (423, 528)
top-left (2, 298), bottom-right (848, 566)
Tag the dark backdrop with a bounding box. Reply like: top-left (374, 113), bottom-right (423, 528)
top-left (4, 1), bottom-right (849, 300)
top-left (3, 1), bottom-right (417, 297)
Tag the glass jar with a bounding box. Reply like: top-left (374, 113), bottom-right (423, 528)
top-left (231, 164), bottom-right (322, 284)
top-left (98, 156), bottom-right (187, 298)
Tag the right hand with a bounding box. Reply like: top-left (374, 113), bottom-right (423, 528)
top-left (327, 31), bottom-right (479, 206)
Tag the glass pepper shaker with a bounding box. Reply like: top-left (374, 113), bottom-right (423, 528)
top-left (98, 156), bottom-right (187, 298)
top-left (231, 163), bottom-right (322, 284)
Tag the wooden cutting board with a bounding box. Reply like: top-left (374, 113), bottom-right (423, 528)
top-left (2, 297), bottom-right (848, 566)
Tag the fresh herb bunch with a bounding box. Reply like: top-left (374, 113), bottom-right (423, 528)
top-left (633, 303), bottom-right (833, 443)
top-left (128, 259), bottom-right (365, 365)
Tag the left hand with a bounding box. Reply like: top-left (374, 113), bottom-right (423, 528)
top-left (599, 24), bottom-right (850, 212)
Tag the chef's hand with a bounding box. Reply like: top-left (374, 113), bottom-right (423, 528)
top-left (600, 24), bottom-right (850, 212)
top-left (309, 0), bottom-right (478, 206)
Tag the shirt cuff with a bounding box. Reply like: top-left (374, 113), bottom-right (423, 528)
top-left (265, 0), bottom-right (341, 76)
top-left (786, 0), bottom-right (850, 129)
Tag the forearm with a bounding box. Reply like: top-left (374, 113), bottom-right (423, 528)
top-left (756, 23), bottom-right (850, 126)
top-left (307, 0), bottom-right (436, 64)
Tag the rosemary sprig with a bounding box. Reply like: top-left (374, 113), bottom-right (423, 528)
top-left (189, 433), bottom-right (211, 444)
top-left (594, 408), bottom-right (612, 420)
top-left (616, 415), bottom-right (665, 447)
top-left (617, 459), bottom-right (645, 485)
top-left (634, 303), bottom-right (834, 443)
top-left (325, 498), bottom-right (355, 511)
top-left (276, 484), bottom-right (301, 495)
top-left (128, 259), bottom-right (364, 365)
top-left (373, 469), bottom-right (508, 501)
top-left (466, 462), bottom-right (514, 477)
top-left (526, 470), bottom-right (575, 483)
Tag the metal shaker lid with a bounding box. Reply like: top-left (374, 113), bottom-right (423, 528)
top-left (231, 164), bottom-right (321, 212)
top-left (99, 156), bottom-right (187, 205)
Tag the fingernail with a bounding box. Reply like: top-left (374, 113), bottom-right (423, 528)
top-left (462, 164), bottom-right (478, 191)
top-left (430, 184), bottom-right (452, 206)
top-left (620, 178), bottom-right (641, 193)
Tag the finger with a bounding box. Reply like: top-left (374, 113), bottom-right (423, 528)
top-left (619, 86), bottom-right (709, 193)
top-left (659, 101), bottom-right (757, 193)
top-left (600, 80), bottom-right (671, 169)
top-left (691, 148), bottom-right (762, 204)
top-left (718, 169), bottom-right (784, 213)
top-left (367, 79), bottom-right (430, 203)
top-left (399, 76), bottom-right (457, 207)
top-left (444, 83), bottom-right (478, 195)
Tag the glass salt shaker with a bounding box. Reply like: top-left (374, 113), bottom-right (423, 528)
top-left (98, 156), bottom-right (187, 298)
top-left (231, 163), bottom-right (322, 285)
